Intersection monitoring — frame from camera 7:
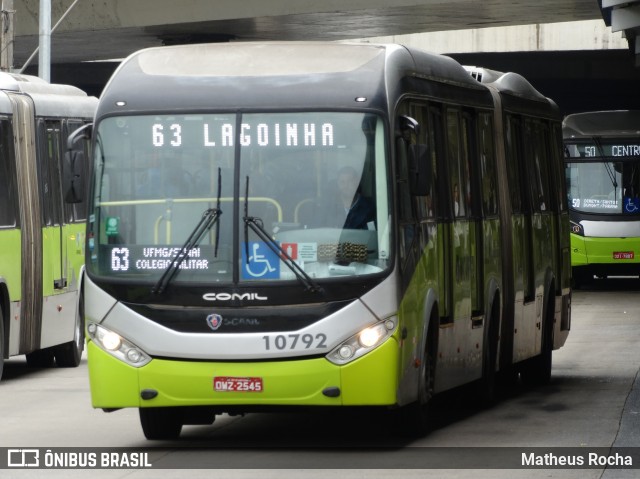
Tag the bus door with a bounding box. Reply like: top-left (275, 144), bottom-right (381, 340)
top-left (8, 93), bottom-right (43, 353)
top-left (63, 120), bottom-right (90, 290)
top-left (505, 115), bottom-right (536, 361)
top-left (39, 119), bottom-right (68, 293)
top-left (445, 110), bottom-right (476, 329)
top-left (462, 111), bottom-right (485, 322)
top-left (523, 119), bottom-right (555, 352)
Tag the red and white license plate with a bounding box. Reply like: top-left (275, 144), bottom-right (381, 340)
top-left (613, 251), bottom-right (634, 260)
top-left (213, 376), bottom-right (263, 392)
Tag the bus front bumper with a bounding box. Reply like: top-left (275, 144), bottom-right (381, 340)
top-left (87, 337), bottom-right (399, 410)
top-left (572, 234), bottom-right (640, 277)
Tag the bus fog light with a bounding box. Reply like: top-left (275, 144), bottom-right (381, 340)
top-left (338, 345), bottom-right (354, 359)
top-left (327, 317), bottom-right (398, 365)
top-left (87, 322), bottom-right (151, 368)
top-left (126, 349), bottom-right (143, 363)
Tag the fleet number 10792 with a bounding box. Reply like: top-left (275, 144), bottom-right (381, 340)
top-left (262, 333), bottom-right (328, 351)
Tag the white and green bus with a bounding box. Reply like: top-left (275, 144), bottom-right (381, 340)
top-left (563, 110), bottom-right (640, 286)
top-left (75, 42), bottom-right (571, 439)
top-left (0, 73), bottom-right (97, 379)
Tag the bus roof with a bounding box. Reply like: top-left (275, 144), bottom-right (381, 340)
top-left (98, 41), bottom-right (489, 117)
top-left (563, 110), bottom-right (640, 138)
top-left (0, 72), bottom-right (97, 119)
top-left (463, 66), bottom-right (548, 103)
top-left (463, 65), bottom-right (559, 119)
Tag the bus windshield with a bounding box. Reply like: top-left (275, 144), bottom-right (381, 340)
top-left (88, 112), bottom-right (391, 285)
top-left (565, 140), bottom-right (640, 215)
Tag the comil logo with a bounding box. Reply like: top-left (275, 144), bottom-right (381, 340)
top-left (8, 449), bottom-right (39, 467)
top-left (202, 292), bottom-right (268, 302)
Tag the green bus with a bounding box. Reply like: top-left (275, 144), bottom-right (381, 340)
top-left (74, 42), bottom-right (571, 439)
top-left (0, 73), bottom-right (97, 379)
top-left (563, 110), bottom-right (640, 286)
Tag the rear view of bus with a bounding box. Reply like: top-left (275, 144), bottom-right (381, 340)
top-left (564, 111), bottom-right (640, 286)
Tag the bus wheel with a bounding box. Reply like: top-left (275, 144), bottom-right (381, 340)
top-left (54, 293), bottom-right (85, 367)
top-left (139, 407), bottom-right (183, 440)
top-left (478, 299), bottom-right (500, 406)
top-left (398, 324), bottom-right (437, 436)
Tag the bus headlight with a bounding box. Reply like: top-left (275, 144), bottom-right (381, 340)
top-left (570, 220), bottom-right (584, 237)
top-left (87, 322), bottom-right (151, 368)
top-left (326, 318), bottom-right (397, 365)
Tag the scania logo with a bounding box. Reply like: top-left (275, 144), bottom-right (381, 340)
top-left (206, 314), bottom-right (223, 331)
top-left (205, 314), bottom-right (261, 331)
top-left (202, 292), bottom-right (268, 302)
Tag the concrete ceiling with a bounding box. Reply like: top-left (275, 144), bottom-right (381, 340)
top-left (13, 0), bottom-right (602, 68)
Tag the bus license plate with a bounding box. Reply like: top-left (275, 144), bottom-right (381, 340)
top-left (613, 252), bottom-right (634, 260)
top-left (214, 376), bottom-right (263, 392)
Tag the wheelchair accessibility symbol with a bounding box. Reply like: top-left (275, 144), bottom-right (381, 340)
top-left (624, 197), bottom-right (640, 214)
top-left (242, 242), bottom-right (280, 279)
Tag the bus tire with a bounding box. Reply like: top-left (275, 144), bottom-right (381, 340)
top-left (478, 297), bottom-right (500, 406)
top-left (139, 407), bottom-right (183, 440)
top-left (398, 315), bottom-right (437, 437)
top-left (54, 292), bottom-right (85, 367)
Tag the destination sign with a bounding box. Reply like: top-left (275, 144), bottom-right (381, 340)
top-left (576, 198), bottom-right (619, 210)
top-left (108, 246), bottom-right (211, 273)
top-left (151, 121), bottom-right (335, 149)
top-left (567, 143), bottom-right (640, 158)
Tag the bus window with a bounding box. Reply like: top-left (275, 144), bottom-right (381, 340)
top-left (429, 106), bottom-right (445, 219)
top-left (478, 113), bottom-right (498, 217)
top-left (462, 113), bottom-right (478, 217)
top-left (38, 119), bottom-right (64, 227)
top-left (0, 119), bottom-right (17, 227)
top-left (66, 120), bottom-right (91, 222)
top-left (525, 120), bottom-right (552, 213)
top-left (505, 116), bottom-right (523, 213)
top-left (408, 102), bottom-right (435, 221)
top-left (447, 110), bottom-right (470, 218)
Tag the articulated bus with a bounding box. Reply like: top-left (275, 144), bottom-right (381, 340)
top-left (563, 110), bottom-right (640, 286)
top-left (0, 73), bottom-right (97, 379)
top-left (74, 42), bottom-right (571, 439)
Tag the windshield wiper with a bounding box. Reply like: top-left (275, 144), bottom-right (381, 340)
top-left (152, 168), bottom-right (223, 295)
top-left (594, 136), bottom-right (619, 196)
top-left (242, 176), bottom-right (322, 293)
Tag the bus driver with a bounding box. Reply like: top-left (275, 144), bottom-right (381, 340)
top-left (327, 166), bottom-right (375, 230)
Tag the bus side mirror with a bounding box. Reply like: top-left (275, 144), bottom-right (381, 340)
top-left (63, 124), bottom-right (93, 204)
